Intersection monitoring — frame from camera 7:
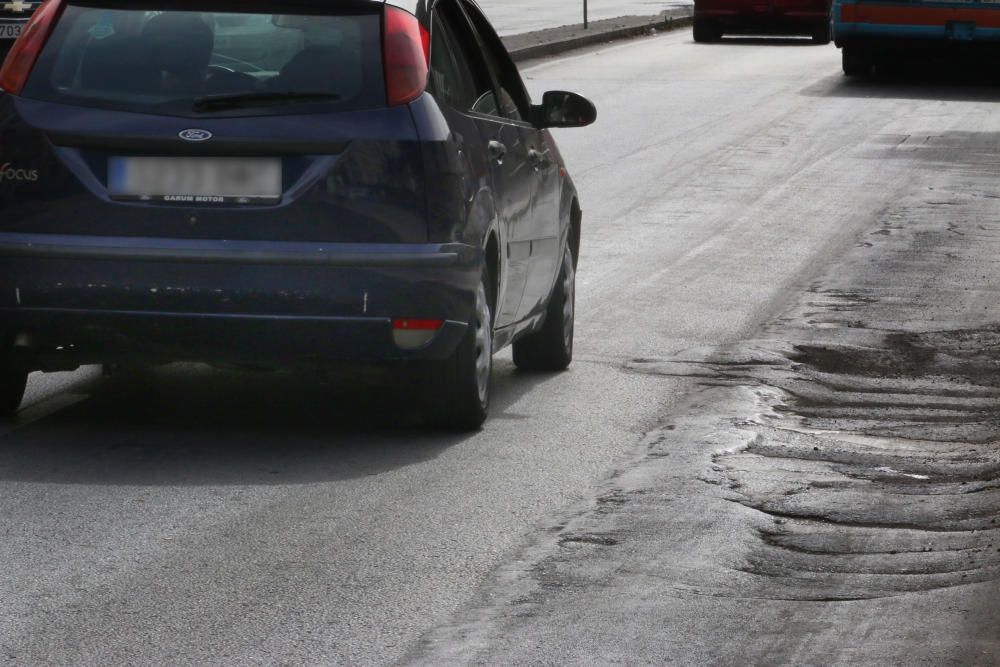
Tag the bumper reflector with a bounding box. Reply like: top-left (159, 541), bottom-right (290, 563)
top-left (392, 319), bottom-right (444, 350)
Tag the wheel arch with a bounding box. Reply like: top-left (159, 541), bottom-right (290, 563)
top-left (559, 178), bottom-right (582, 269)
top-left (569, 198), bottom-right (582, 269)
top-left (484, 229), bottom-right (501, 321)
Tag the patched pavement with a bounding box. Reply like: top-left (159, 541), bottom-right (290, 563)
top-left (411, 66), bottom-right (1000, 667)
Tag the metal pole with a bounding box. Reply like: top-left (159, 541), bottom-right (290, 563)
top-left (584, 0), bottom-right (588, 28)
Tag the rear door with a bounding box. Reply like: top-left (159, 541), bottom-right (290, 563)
top-left (459, 1), bottom-right (561, 322)
top-left (0, 1), bottom-right (428, 244)
top-left (430, 0), bottom-right (533, 328)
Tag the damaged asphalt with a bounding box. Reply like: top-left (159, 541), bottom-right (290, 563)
top-left (409, 38), bottom-right (1000, 667)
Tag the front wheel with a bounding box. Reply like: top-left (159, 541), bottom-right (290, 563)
top-left (0, 352), bottom-right (27, 418)
top-left (812, 21), bottom-right (832, 45)
top-left (842, 47), bottom-right (871, 76)
top-left (423, 275), bottom-right (493, 431)
top-left (513, 244), bottom-right (576, 372)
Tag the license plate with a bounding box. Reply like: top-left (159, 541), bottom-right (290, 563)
top-left (108, 157), bottom-right (282, 205)
top-left (0, 22), bottom-right (23, 40)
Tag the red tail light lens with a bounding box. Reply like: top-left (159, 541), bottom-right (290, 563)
top-left (392, 319), bottom-right (444, 331)
top-left (392, 318), bottom-right (444, 350)
top-left (0, 0), bottom-right (64, 96)
top-left (383, 6), bottom-right (429, 106)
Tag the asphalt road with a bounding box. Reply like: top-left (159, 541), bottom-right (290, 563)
top-left (413, 38), bottom-right (1000, 666)
top-left (6, 31), bottom-right (1000, 667)
top-left (478, 0), bottom-right (691, 35)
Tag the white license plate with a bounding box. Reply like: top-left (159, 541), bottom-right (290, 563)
top-left (108, 157), bottom-right (282, 205)
top-left (0, 22), bottom-right (23, 40)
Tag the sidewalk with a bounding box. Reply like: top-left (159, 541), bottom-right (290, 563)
top-left (501, 8), bottom-right (694, 62)
top-left (479, 0), bottom-right (693, 36)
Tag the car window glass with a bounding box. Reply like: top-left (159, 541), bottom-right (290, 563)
top-left (428, 6), bottom-right (476, 111)
top-left (459, 1), bottom-right (531, 122)
top-left (429, 0), bottom-right (498, 117)
top-left (24, 5), bottom-right (385, 115)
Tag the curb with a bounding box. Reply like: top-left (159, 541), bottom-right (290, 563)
top-left (502, 8), bottom-right (694, 62)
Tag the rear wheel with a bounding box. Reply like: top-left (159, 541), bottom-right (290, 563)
top-left (513, 244), bottom-right (576, 372)
top-left (693, 17), bottom-right (721, 43)
top-left (424, 274), bottom-right (493, 431)
top-left (812, 21), bottom-right (832, 45)
top-left (842, 47), bottom-right (872, 76)
top-left (0, 352), bottom-right (27, 418)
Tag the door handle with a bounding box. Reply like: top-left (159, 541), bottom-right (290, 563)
top-left (488, 140), bottom-right (507, 163)
top-left (528, 149), bottom-right (549, 168)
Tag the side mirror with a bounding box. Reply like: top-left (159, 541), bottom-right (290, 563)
top-left (532, 91), bottom-right (597, 129)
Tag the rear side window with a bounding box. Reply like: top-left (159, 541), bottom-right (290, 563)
top-left (429, 1), bottom-right (498, 117)
top-left (460, 2), bottom-right (531, 122)
top-left (22, 5), bottom-right (386, 115)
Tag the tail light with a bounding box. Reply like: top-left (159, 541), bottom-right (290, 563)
top-left (383, 6), bottom-right (429, 106)
top-left (0, 0), bottom-right (64, 95)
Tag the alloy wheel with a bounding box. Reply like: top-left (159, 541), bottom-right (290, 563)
top-left (474, 281), bottom-right (493, 405)
top-left (561, 248), bottom-right (576, 353)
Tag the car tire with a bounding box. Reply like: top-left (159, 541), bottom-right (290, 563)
top-left (812, 21), bottom-right (832, 45)
top-left (424, 273), bottom-right (493, 431)
top-left (513, 244), bottom-right (575, 372)
top-left (693, 18), bottom-right (721, 43)
top-left (0, 353), bottom-right (27, 418)
top-left (842, 47), bottom-right (871, 76)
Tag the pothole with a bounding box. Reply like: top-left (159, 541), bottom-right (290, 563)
top-left (705, 326), bottom-right (1000, 600)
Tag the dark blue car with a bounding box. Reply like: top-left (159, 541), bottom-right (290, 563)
top-left (0, 0), bottom-right (595, 429)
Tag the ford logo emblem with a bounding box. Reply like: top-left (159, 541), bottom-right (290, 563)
top-left (179, 129), bottom-right (213, 142)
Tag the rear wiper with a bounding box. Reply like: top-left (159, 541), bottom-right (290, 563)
top-left (193, 91), bottom-right (340, 112)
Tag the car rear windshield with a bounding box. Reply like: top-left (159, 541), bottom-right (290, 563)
top-left (22, 3), bottom-right (385, 116)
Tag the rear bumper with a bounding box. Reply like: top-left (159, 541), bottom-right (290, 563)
top-left (0, 233), bottom-right (481, 368)
top-left (1, 308), bottom-right (471, 368)
top-left (835, 3), bottom-right (1000, 45)
top-left (697, 6), bottom-right (829, 24)
top-left (0, 232), bottom-right (469, 266)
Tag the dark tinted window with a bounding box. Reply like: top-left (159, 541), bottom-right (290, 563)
top-left (460, 1), bottom-right (531, 122)
top-left (24, 5), bottom-right (385, 115)
top-left (429, 0), bottom-right (498, 117)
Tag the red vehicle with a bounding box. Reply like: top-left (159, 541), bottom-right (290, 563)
top-left (694, 0), bottom-right (833, 43)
